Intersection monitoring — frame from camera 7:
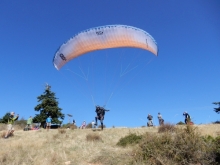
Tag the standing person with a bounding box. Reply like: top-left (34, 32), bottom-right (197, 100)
top-left (4, 112), bottom-right (19, 139)
top-left (183, 111), bottom-right (191, 124)
top-left (72, 119), bottom-right (76, 125)
top-left (94, 106), bottom-right (109, 130)
top-left (157, 113), bottom-right (164, 126)
top-left (81, 121), bottom-right (86, 129)
top-left (147, 114), bottom-right (153, 127)
top-left (26, 116), bottom-right (33, 130)
top-left (46, 116), bottom-right (52, 131)
top-left (91, 120), bottom-right (95, 129)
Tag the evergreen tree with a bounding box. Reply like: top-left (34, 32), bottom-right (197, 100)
top-left (33, 84), bottom-right (64, 127)
top-left (213, 102), bottom-right (220, 114)
top-left (0, 112), bottom-right (10, 123)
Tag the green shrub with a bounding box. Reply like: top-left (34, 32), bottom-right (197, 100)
top-left (117, 133), bottom-right (142, 147)
top-left (214, 136), bottom-right (220, 163)
top-left (213, 120), bottom-right (220, 124)
top-left (202, 135), bottom-right (220, 163)
top-left (176, 121), bottom-right (185, 125)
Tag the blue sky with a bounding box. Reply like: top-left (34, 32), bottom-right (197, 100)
top-left (1, 1), bottom-right (220, 127)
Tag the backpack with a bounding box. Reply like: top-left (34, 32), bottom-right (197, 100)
top-left (148, 115), bottom-right (153, 120)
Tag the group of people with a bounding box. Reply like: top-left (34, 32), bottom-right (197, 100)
top-left (4, 109), bottom-right (191, 139)
top-left (78, 120), bottom-right (96, 129)
top-left (4, 112), bottom-right (53, 139)
top-left (147, 113), bottom-right (164, 127)
top-left (4, 106), bottom-right (109, 139)
top-left (25, 116), bottom-right (51, 131)
top-left (147, 111), bottom-right (191, 127)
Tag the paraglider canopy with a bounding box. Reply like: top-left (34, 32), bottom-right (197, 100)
top-left (53, 25), bottom-right (158, 70)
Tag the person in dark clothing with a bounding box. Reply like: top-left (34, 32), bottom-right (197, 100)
top-left (94, 106), bottom-right (109, 130)
top-left (147, 114), bottom-right (153, 127)
top-left (183, 111), bottom-right (191, 124)
top-left (72, 119), bottom-right (76, 125)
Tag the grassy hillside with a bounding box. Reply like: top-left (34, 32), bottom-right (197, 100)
top-left (0, 124), bottom-right (219, 165)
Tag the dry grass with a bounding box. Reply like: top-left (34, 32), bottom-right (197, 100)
top-left (86, 133), bottom-right (102, 142)
top-left (0, 124), bottom-right (6, 131)
top-left (0, 124), bottom-right (219, 165)
top-left (133, 126), bottom-right (217, 165)
top-left (158, 122), bottom-right (176, 133)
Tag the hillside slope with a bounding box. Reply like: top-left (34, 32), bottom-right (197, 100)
top-left (0, 124), bottom-right (219, 165)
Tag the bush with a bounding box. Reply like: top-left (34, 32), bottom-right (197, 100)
top-left (158, 123), bottom-right (176, 133)
top-left (133, 126), bottom-right (217, 165)
top-left (86, 123), bottom-right (92, 129)
top-left (213, 120), bottom-right (220, 124)
top-left (176, 121), bottom-right (185, 125)
top-left (14, 119), bottom-right (27, 130)
top-left (117, 133), bottom-right (142, 147)
top-left (214, 136), bottom-right (220, 163)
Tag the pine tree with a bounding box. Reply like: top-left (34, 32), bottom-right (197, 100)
top-left (213, 102), bottom-right (220, 114)
top-left (33, 84), bottom-right (64, 127)
top-left (0, 112), bottom-right (10, 123)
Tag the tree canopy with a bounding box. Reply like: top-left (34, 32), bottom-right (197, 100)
top-left (0, 112), bottom-right (10, 123)
top-left (213, 102), bottom-right (220, 114)
top-left (33, 84), bottom-right (64, 127)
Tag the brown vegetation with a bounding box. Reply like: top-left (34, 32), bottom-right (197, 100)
top-left (0, 124), bottom-right (219, 165)
top-left (86, 133), bottom-right (102, 142)
top-left (158, 122), bottom-right (176, 133)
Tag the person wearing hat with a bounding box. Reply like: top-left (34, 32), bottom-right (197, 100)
top-left (147, 114), bottom-right (153, 126)
top-left (4, 112), bottom-right (19, 139)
